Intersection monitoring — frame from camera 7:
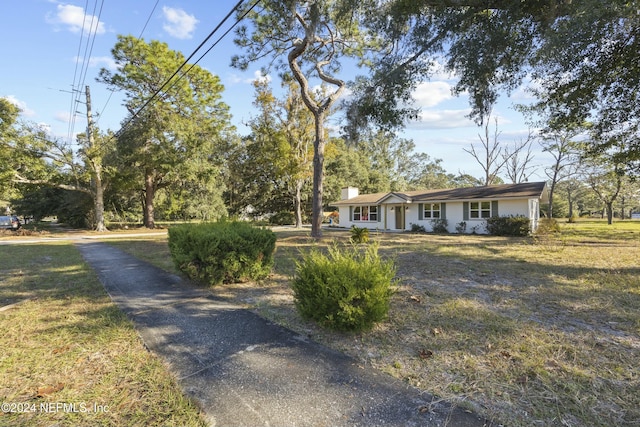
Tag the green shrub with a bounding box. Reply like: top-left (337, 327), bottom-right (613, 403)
top-left (486, 215), bottom-right (531, 236)
top-left (292, 243), bottom-right (397, 331)
top-left (455, 221), bottom-right (467, 234)
top-left (350, 225), bottom-right (370, 243)
top-left (431, 218), bottom-right (449, 233)
top-left (168, 221), bottom-right (276, 285)
top-left (269, 211), bottom-right (295, 225)
top-left (410, 223), bottom-right (426, 233)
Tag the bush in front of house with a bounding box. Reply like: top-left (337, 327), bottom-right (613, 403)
top-left (168, 221), bottom-right (276, 285)
top-left (410, 223), bottom-right (426, 233)
top-left (486, 215), bottom-right (531, 236)
top-left (431, 219), bottom-right (449, 233)
top-left (350, 225), bottom-right (370, 243)
top-left (292, 243), bottom-right (397, 332)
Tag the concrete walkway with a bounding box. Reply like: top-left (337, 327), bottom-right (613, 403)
top-left (76, 241), bottom-right (490, 427)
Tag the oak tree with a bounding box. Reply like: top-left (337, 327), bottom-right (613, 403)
top-left (99, 36), bottom-right (233, 228)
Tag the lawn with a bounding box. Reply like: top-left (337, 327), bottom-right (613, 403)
top-left (2, 219), bottom-right (637, 426)
top-left (0, 242), bottom-right (207, 427)
top-left (108, 220), bottom-right (640, 427)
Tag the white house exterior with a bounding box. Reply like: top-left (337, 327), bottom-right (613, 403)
top-left (331, 182), bottom-right (549, 234)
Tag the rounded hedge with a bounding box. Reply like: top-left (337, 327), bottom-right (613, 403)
top-left (292, 243), bottom-right (397, 332)
top-left (168, 221), bottom-right (276, 285)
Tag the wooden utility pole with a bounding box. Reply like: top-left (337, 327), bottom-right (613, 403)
top-left (85, 85), bottom-right (107, 231)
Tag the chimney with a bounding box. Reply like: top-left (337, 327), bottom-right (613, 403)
top-left (341, 187), bottom-right (359, 200)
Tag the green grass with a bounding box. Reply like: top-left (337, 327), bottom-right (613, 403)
top-left (106, 236), bottom-right (178, 274)
top-left (0, 243), bottom-right (207, 427)
top-left (104, 220), bottom-right (640, 426)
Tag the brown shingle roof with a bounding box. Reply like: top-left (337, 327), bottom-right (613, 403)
top-left (413, 182), bottom-right (547, 201)
top-left (331, 182), bottom-right (548, 206)
top-left (331, 192), bottom-right (388, 206)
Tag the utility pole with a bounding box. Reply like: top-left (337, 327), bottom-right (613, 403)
top-left (85, 85), bottom-right (107, 231)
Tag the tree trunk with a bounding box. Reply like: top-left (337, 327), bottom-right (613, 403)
top-left (85, 85), bottom-right (107, 232)
top-left (144, 169), bottom-right (155, 229)
top-left (285, 5), bottom-right (345, 239)
top-left (567, 188), bottom-right (574, 219)
top-left (606, 202), bottom-right (613, 225)
top-left (93, 166), bottom-right (107, 231)
top-left (311, 113), bottom-right (325, 238)
top-left (294, 179), bottom-right (303, 229)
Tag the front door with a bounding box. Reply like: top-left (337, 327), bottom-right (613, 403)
top-left (395, 205), bottom-right (405, 230)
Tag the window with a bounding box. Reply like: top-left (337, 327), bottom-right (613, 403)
top-left (423, 203), bottom-right (441, 219)
top-left (353, 205), bottom-right (378, 222)
top-left (470, 201), bottom-right (491, 219)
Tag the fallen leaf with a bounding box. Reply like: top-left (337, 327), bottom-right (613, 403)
top-left (53, 345), bottom-right (70, 355)
top-left (500, 350), bottom-right (512, 360)
top-left (418, 349), bottom-right (433, 360)
top-left (431, 328), bottom-right (441, 336)
top-left (410, 295), bottom-right (421, 303)
top-left (36, 383), bottom-right (64, 397)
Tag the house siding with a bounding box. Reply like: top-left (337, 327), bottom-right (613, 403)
top-left (337, 205), bottom-right (384, 230)
top-left (339, 200), bottom-right (540, 234)
top-left (411, 201), bottom-right (465, 233)
top-left (333, 182), bottom-right (547, 234)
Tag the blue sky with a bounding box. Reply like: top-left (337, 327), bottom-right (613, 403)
top-left (1, 0), bottom-right (550, 181)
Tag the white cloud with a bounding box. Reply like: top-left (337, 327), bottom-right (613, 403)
top-left (252, 70), bottom-right (271, 84)
top-left (511, 78), bottom-right (544, 102)
top-left (89, 56), bottom-right (117, 70)
top-left (162, 6), bottom-right (198, 39)
top-left (228, 70), bottom-right (273, 85)
top-left (412, 81), bottom-right (453, 108)
top-left (3, 95), bottom-right (35, 117)
top-left (37, 122), bottom-right (53, 134)
top-left (73, 55), bottom-right (118, 71)
top-left (47, 4), bottom-right (106, 35)
top-left (408, 109), bottom-right (476, 129)
top-left (54, 111), bottom-right (72, 124)
top-left (428, 59), bottom-right (456, 81)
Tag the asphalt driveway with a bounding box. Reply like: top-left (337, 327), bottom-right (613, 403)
top-left (76, 240), bottom-right (490, 427)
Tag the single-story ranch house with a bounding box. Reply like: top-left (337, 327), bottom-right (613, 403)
top-left (331, 181), bottom-right (549, 234)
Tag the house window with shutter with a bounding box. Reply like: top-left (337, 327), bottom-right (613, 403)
top-left (470, 201), bottom-right (492, 219)
top-left (352, 206), bottom-right (378, 222)
top-left (422, 203), bottom-right (441, 219)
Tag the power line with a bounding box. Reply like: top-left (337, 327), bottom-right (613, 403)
top-left (142, 0), bottom-right (263, 125)
top-left (65, 0), bottom-right (91, 145)
top-left (173, 0), bottom-right (263, 89)
top-left (97, 0), bottom-right (160, 125)
top-left (115, 0), bottom-right (253, 137)
top-left (66, 0), bottom-right (105, 145)
top-left (138, 0), bottom-right (160, 39)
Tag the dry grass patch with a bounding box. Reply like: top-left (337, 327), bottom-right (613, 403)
top-left (0, 243), bottom-right (206, 427)
top-left (106, 222), bottom-right (640, 427)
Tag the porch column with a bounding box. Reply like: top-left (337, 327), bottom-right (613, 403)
top-left (383, 205), bottom-right (388, 231)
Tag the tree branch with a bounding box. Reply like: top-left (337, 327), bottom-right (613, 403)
top-left (13, 173), bottom-right (92, 195)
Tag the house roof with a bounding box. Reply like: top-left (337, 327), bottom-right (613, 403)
top-left (331, 182), bottom-right (548, 206)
